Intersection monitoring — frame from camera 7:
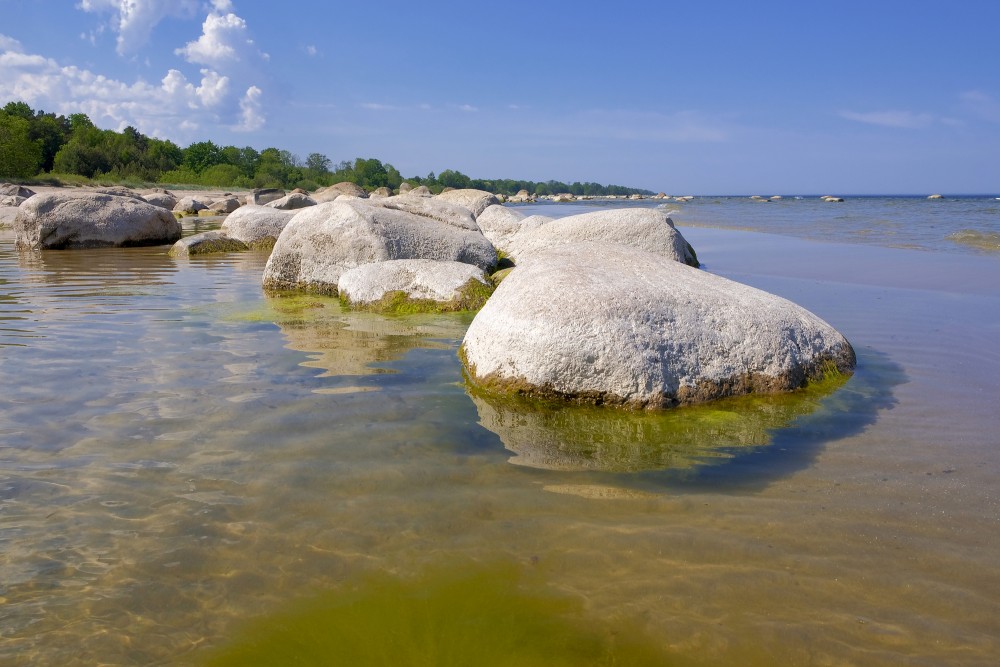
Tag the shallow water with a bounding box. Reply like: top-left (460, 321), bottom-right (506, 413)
top-left (1, 204), bottom-right (999, 665)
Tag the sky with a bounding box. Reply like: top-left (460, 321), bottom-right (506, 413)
top-left (1, 0), bottom-right (999, 194)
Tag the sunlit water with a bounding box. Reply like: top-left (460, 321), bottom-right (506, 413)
top-left (1, 202), bottom-right (999, 665)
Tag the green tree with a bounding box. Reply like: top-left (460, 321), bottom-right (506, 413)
top-left (183, 140), bottom-right (223, 174)
top-left (305, 152), bottom-right (331, 174)
top-left (0, 113), bottom-right (43, 178)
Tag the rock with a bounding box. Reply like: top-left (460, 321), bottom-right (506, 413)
top-left (220, 205), bottom-right (296, 249)
top-left (928, 194), bottom-right (944, 199)
top-left (552, 193), bottom-right (574, 202)
top-left (313, 182), bottom-right (367, 203)
top-left (292, 188), bottom-right (308, 195)
top-left (408, 185), bottom-right (432, 197)
top-left (435, 188), bottom-right (501, 218)
top-left (143, 192), bottom-right (178, 210)
top-left (0, 207), bottom-right (19, 228)
top-left (1, 195), bottom-right (27, 207)
top-left (262, 199), bottom-right (497, 294)
top-left (398, 182), bottom-right (414, 193)
top-left (367, 194), bottom-right (479, 231)
top-left (509, 189), bottom-right (534, 203)
top-left (168, 231), bottom-right (248, 257)
top-left (0, 183), bottom-right (35, 198)
top-left (476, 205), bottom-right (525, 249)
top-left (207, 197), bottom-right (243, 214)
top-left (338, 259), bottom-right (493, 312)
top-left (461, 242), bottom-right (855, 409)
top-left (264, 192), bottom-right (317, 210)
top-left (247, 188), bottom-right (286, 206)
top-left (93, 186), bottom-right (143, 200)
top-left (14, 192), bottom-right (181, 250)
top-left (369, 186), bottom-right (392, 198)
top-left (505, 207), bottom-right (698, 267)
top-left (173, 196), bottom-right (208, 214)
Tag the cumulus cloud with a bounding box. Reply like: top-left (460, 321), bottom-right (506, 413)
top-left (78, 0), bottom-right (201, 55)
top-left (0, 41), bottom-right (264, 139)
top-left (176, 11), bottom-right (267, 69)
top-left (839, 109), bottom-right (934, 129)
top-left (459, 104), bottom-right (479, 112)
top-left (0, 34), bottom-right (23, 52)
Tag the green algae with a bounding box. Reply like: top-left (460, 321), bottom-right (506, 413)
top-left (199, 561), bottom-right (682, 667)
top-left (340, 278), bottom-right (495, 314)
top-left (467, 369), bottom-right (852, 472)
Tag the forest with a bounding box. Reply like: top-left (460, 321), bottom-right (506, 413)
top-left (0, 101), bottom-right (652, 197)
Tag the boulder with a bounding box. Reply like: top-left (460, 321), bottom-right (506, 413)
top-left (367, 194), bottom-right (479, 231)
top-left (928, 194), bottom-right (944, 199)
top-left (408, 185), bottom-right (432, 197)
top-left (168, 231), bottom-right (248, 257)
top-left (14, 192), bottom-right (181, 250)
top-left (313, 182), bottom-right (367, 203)
top-left (143, 192), bottom-right (178, 210)
top-left (220, 205), bottom-right (296, 249)
top-left (262, 199), bottom-right (497, 294)
top-left (265, 192), bottom-right (317, 210)
top-left (207, 197), bottom-right (243, 214)
top-left (93, 186), bottom-right (143, 200)
top-left (0, 183), bottom-right (35, 198)
top-left (435, 188), bottom-right (501, 218)
top-left (505, 208), bottom-right (698, 267)
top-left (173, 196), bottom-right (208, 214)
top-left (1, 195), bottom-right (27, 207)
top-left (476, 205), bottom-right (527, 250)
top-left (369, 186), bottom-right (392, 198)
top-left (338, 259), bottom-right (492, 312)
top-left (0, 207), bottom-right (19, 228)
top-left (247, 188), bottom-right (286, 206)
top-left (509, 189), bottom-right (533, 203)
top-left (398, 182), bottom-right (414, 193)
top-left (461, 242), bottom-right (855, 409)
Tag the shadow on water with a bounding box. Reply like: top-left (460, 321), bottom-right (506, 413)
top-left (197, 559), bottom-right (692, 667)
top-left (467, 347), bottom-right (906, 492)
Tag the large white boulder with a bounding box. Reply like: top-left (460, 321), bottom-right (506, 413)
top-left (262, 199), bottom-right (497, 294)
top-left (505, 207), bottom-right (698, 266)
top-left (220, 205), bottom-right (296, 248)
top-left (435, 188), bottom-right (500, 218)
top-left (338, 259), bottom-right (492, 312)
top-left (475, 205), bottom-right (525, 250)
top-left (366, 194), bottom-right (479, 231)
top-left (313, 182), bottom-right (368, 203)
top-left (265, 192), bottom-right (317, 210)
top-left (461, 242), bottom-right (856, 409)
top-left (14, 192), bottom-right (181, 249)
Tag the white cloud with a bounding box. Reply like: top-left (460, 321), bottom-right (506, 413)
top-left (960, 90), bottom-right (1000, 123)
top-left (176, 11), bottom-right (266, 69)
top-left (0, 42), bottom-right (263, 138)
top-left (459, 104), bottom-right (479, 112)
top-left (305, 45), bottom-right (318, 57)
top-left (0, 34), bottom-right (23, 52)
top-left (839, 109), bottom-right (934, 129)
top-left (361, 102), bottom-right (398, 111)
top-left (78, 0), bottom-right (201, 55)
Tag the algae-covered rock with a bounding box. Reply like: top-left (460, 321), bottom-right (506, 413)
top-left (168, 231), bottom-right (248, 256)
top-left (338, 259), bottom-right (493, 312)
top-left (461, 242), bottom-right (855, 409)
top-left (221, 205), bottom-right (296, 249)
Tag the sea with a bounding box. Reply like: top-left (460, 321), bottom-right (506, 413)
top-left (1, 194), bottom-right (998, 665)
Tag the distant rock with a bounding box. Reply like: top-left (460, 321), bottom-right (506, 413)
top-left (408, 185), bottom-right (432, 197)
top-left (0, 195), bottom-right (27, 207)
top-left (313, 182), bottom-right (367, 203)
top-left (928, 194), bottom-right (944, 199)
top-left (262, 199), bottom-right (497, 294)
top-left (369, 186), bottom-right (392, 198)
top-left (168, 231), bottom-right (248, 257)
top-left (173, 196), bottom-right (208, 214)
top-left (220, 205), bottom-right (296, 249)
top-left (0, 184), bottom-right (35, 198)
top-left (505, 207), bottom-right (698, 267)
top-left (14, 192), bottom-right (181, 249)
top-left (247, 188), bottom-right (286, 206)
top-left (0, 207), bottom-right (19, 228)
top-left (509, 189), bottom-right (534, 203)
top-left (93, 186), bottom-right (143, 200)
top-left (462, 242), bottom-right (856, 409)
top-left (207, 196), bottom-right (243, 214)
top-left (435, 188), bottom-right (501, 218)
top-left (338, 259), bottom-right (493, 312)
top-left (265, 192), bottom-right (317, 210)
top-left (398, 182), bottom-right (414, 193)
top-left (142, 192), bottom-right (178, 210)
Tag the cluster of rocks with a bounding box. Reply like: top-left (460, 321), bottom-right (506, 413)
top-left (3, 181), bottom-right (855, 410)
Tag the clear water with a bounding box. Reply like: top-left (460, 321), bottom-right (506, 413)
top-left (1, 204), bottom-right (999, 665)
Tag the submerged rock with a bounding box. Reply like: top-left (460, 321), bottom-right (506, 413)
top-left (14, 192), bottom-right (181, 249)
top-left (461, 242), bottom-right (855, 409)
top-left (262, 199), bottom-right (497, 294)
top-left (168, 231), bottom-right (248, 256)
top-left (505, 207), bottom-right (698, 267)
top-left (338, 259), bottom-right (492, 312)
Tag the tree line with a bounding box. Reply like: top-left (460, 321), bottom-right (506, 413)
top-left (0, 101), bottom-right (652, 196)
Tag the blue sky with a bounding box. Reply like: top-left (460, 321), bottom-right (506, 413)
top-left (1, 0), bottom-right (998, 194)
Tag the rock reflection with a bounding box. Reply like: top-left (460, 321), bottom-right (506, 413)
top-left (252, 293), bottom-right (472, 378)
top-left (469, 373), bottom-right (851, 473)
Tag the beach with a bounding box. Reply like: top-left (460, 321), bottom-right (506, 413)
top-left (1, 197), bottom-right (999, 665)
